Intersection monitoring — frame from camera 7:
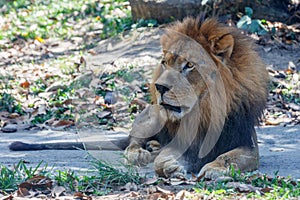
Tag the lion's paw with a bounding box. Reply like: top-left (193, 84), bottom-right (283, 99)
top-left (146, 140), bottom-right (161, 153)
top-left (198, 161), bottom-right (230, 180)
top-left (155, 156), bottom-right (186, 179)
top-left (124, 146), bottom-right (151, 166)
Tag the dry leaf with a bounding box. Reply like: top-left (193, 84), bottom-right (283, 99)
top-left (2, 195), bottom-right (13, 200)
top-left (8, 113), bottom-right (20, 119)
top-left (226, 182), bottom-right (259, 193)
top-left (17, 187), bottom-right (30, 197)
top-left (156, 186), bottom-right (172, 195)
top-left (20, 80), bottom-right (30, 88)
top-left (52, 186), bottom-right (66, 197)
top-left (52, 120), bottom-right (74, 128)
top-left (265, 119), bottom-right (282, 126)
top-left (35, 36), bottom-right (45, 43)
top-left (74, 192), bottom-right (92, 200)
top-left (175, 190), bottom-right (190, 200)
top-left (88, 49), bottom-right (97, 55)
top-left (97, 111), bottom-right (111, 119)
top-left (144, 177), bottom-right (159, 185)
top-left (261, 187), bottom-right (273, 193)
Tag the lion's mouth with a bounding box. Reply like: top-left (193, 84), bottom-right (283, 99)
top-left (161, 103), bottom-right (181, 113)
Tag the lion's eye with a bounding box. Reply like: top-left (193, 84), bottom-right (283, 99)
top-left (183, 62), bottom-right (194, 71)
top-left (187, 62), bottom-right (194, 68)
top-left (161, 59), bottom-right (167, 65)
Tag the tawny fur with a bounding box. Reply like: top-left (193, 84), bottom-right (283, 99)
top-left (127, 17), bottom-right (269, 178)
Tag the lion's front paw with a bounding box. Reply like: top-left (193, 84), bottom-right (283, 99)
top-left (154, 156), bottom-right (186, 179)
top-left (146, 140), bottom-right (161, 152)
top-left (198, 161), bottom-right (231, 180)
top-left (124, 146), bottom-right (151, 166)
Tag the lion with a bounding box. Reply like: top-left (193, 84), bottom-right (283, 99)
top-left (9, 17), bottom-right (269, 179)
top-left (124, 17), bottom-right (269, 179)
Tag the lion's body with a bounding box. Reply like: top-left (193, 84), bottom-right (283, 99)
top-left (126, 17), bottom-right (269, 178)
top-left (9, 17), bottom-right (269, 179)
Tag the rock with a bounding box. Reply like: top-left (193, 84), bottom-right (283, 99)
top-left (1, 124), bottom-right (18, 133)
top-left (104, 91), bottom-right (117, 105)
top-left (289, 103), bottom-right (300, 111)
top-left (45, 82), bottom-right (67, 92)
top-left (72, 72), bottom-right (93, 88)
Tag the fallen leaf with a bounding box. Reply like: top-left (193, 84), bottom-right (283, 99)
top-left (261, 187), bottom-right (273, 193)
top-left (226, 182), bottom-right (259, 193)
top-left (97, 111), bottom-right (111, 119)
top-left (269, 147), bottom-right (284, 152)
top-left (156, 186), bottom-right (172, 195)
top-left (289, 103), bottom-right (300, 111)
top-left (265, 119), bottom-right (282, 126)
top-left (52, 186), bottom-right (65, 197)
top-left (35, 36), bottom-right (45, 43)
top-left (175, 190), bottom-right (191, 200)
top-left (52, 120), bottom-right (74, 128)
top-left (25, 175), bottom-right (53, 190)
top-left (74, 192), bottom-right (92, 200)
top-left (2, 195), bottom-right (13, 200)
top-left (17, 187), bottom-right (31, 197)
top-left (144, 177), bottom-right (159, 185)
top-left (8, 113), bottom-right (20, 119)
top-left (129, 191), bottom-right (139, 197)
top-left (88, 49), bottom-right (97, 55)
top-left (20, 80), bottom-right (30, 88)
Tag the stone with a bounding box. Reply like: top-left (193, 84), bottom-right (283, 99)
top-left (1, 124), bottom-right (18, 133)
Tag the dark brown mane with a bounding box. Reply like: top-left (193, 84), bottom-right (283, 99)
top-left (160, 17), bottom-right (268, 122)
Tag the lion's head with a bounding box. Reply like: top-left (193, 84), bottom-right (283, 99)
top-left (151, 17), bottom-right (268, 125)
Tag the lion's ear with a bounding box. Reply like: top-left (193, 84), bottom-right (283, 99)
top-left (209, 33), bottom-right (234, 60)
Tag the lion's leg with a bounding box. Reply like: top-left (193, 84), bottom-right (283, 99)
top-left (124, 105), bottom-right (167, 166)
top-left (154, 148), bottom-right (187, 178)
top-left (198, 146), bottom-right (259, 179)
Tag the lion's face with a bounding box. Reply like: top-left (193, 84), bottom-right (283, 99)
top-left (153, 30), bottom-right (228, 123)
top-left (154, 48), bottom-right (209, 121)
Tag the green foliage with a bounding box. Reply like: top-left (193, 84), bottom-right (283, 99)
top-left (55, 169), bottom-right (79, 191)
top-left (1, 0), bottom-right (132, 42)
top-left (0, 161), bottom-right (48, 193)
top-left (195, 166), bottom-right (300, 199)
top-left (1, 158), bottom-right (141, 195)
top-left (55, 159), bottom-right (142, 195)
top-left (0, 92), bottom-right (24, 114)
top-left (91, 159), bottom-right (141, 186)
top-left (237, 7), bottom-right (268, 35)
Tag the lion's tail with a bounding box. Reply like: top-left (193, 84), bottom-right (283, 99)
top-left (9, 136), bottom-right (130, 151)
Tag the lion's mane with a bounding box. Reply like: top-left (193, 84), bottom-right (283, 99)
top-left (150, 17), bottom-right (269, 173)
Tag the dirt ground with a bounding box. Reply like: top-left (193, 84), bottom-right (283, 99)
top-left (1, 27), bottom-right (300, 180)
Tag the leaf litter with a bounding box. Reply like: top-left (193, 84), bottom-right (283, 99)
top-left (0, 0), bottom-right (300, 199)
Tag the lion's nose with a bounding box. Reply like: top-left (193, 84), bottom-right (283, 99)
top-left (155, 84), bottom-right (169, 94)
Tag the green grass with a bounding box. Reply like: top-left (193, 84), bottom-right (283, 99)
top-left (194, 167), bottom-right (300, 199)
top-left (0, 0), bottom-right (132, 43)
top-left (0, 159), bottom-right (141, 195)
top-left (0, 161), bottom-right (48, 193)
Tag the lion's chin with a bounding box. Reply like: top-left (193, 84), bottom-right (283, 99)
top-left (161, 103), bottom-right (181, 113)
top-left (161, 103), bottom-right (190, 121)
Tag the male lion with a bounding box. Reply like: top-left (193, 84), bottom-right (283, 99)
top-left (124, 17), bottom-right (269, 179)
top-left (9, 17), bottom-right (268, 179)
